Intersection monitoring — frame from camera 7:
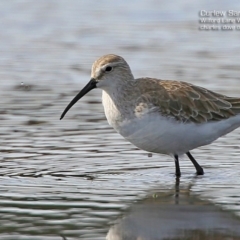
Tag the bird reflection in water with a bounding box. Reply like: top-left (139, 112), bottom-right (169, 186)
top-left (107, 178), bottom-right (240, 240)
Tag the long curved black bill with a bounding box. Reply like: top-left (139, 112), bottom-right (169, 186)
top-left (60, 78), bottom-right (97, 120)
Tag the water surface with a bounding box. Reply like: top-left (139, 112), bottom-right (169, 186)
top-left (1, 1), bottom-right (240, 239)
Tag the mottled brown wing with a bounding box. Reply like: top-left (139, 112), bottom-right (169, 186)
top-left (136, 79), bottom-right (240, 123)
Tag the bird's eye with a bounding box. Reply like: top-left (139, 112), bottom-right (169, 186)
top-left (105, 66), bottom-right (112, 72)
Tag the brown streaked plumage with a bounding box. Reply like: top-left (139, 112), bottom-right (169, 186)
top-left (134, 78), bottom-right (240, 123)
top-left (61, 54), bottom-right (240, 177)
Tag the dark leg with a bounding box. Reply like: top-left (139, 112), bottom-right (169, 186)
top-left (186, 151), bottom-right (204, 175)
top-left (174, 154), bottom-right (181, 177)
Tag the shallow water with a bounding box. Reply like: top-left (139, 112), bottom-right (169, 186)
top-left (1, 1), bottom-right (240, 239)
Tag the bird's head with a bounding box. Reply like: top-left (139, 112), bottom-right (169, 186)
top-left (60, 54), bottom-right (133, 120)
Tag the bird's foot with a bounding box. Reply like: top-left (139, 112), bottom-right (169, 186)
top-left (196, 168), bottom-right (204, 175)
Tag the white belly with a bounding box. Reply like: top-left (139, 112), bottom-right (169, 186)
top-left (102, 91), bottom-right (240, 155)
top-left (118, 113), bottom-right (240, 155)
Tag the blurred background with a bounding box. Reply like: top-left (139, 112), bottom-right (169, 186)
top-left (1, 0), bottom-right (240, 239)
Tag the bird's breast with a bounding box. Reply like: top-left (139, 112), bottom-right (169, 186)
top-left (102, 91), bottom-right (124, 131)
top-left (101, 90), bottom-right (157, 133)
